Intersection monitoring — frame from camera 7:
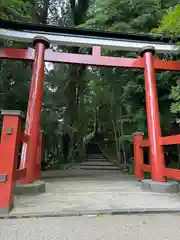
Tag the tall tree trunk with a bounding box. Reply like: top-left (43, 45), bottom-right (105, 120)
top-left (119, 107), bottom-right (127, 167)
top-left (30, 0), bottom-right (49, 24)
top-left (77, 71), bottom-right (86, 161)
top-left (112, 120), bottom-right (121, 166)
top-left (63, 0), bottom-right (90, 162)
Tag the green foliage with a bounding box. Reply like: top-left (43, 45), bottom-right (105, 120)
top-left (170, 80), bottom-right (180, 114)
top-left (153, 4), bottom-right (180, 116)
top-left (0, 60), bottom-right (31, 111)
top-left (0, 0), bottom-right (31, 20)
top-left (153, 4), bottom-right (180, 36)
top-left (81, 0), bottom-right (167, 33)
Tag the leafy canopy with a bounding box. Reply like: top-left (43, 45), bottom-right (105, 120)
top-left (153, 4), bottom-right (180, 36)
top-left (0, 0), bottom-right (31, 20)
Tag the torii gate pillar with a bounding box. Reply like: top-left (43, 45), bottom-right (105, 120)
top-left (141, 46), bottom-right (165, 182)
top-left (19, 37), bottom-right (49, 184)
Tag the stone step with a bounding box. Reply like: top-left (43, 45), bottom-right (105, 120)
top-left (79, 168), bottom-right (120, 171)
top-left (80, 163), bottom-right (116, 167)
top-left (87, 159), bottom-right (107, 162)
top-left (82, 160), bottom-right (114, 164)
top-left (87, 157), bottom-right (107, 161)
top-left (87, 158), bottom-right (106, 161)
top-left (88, 154), bottom-right (106, 158)
top-left (76, 164), bottom-right (119, 169)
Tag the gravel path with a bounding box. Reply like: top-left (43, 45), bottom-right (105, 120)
top-left (0, 214), bottom-right (180, 240)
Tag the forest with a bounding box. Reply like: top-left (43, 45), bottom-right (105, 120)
top-left (0, 0), bottom-right (180, 172)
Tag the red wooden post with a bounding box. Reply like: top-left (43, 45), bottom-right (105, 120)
top-left (19, 37), bottom-right (49, 184)
top-left (0, 110), bottom-right (23, 214)
top-left (141, 47), bottom-right (165, 182)
top-left (35, 130), bottom-right (43, 181)
top-left (133, 132), bottom-right (144, 180)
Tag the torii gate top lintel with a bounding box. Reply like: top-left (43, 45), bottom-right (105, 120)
top-left (1, 19), bottom-right (180, 71)
top-left (0, 19), bottom-right (179, 54)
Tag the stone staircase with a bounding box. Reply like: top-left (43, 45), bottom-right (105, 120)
top-left (79, 154), bottom-right (119, 171)
top-left (70, 153), bottom-right (121, 177)
top-left (41, 140), bottom-right (121, 179)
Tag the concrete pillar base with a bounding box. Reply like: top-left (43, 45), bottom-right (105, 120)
top-left (0, 204), bottom-right (13, 215)
top-left (15, 180), bottom-right (46, 195)
top-left (141, 179), bottom-right (179, 193)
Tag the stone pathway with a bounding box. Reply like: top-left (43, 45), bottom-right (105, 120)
top-left (6, 154), bottom-right (180, 217)
top-left (1, 214), bottom-right (180, 240)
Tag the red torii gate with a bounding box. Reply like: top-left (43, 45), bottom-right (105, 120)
top-left (0, 20), bottom-right (180, 214)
